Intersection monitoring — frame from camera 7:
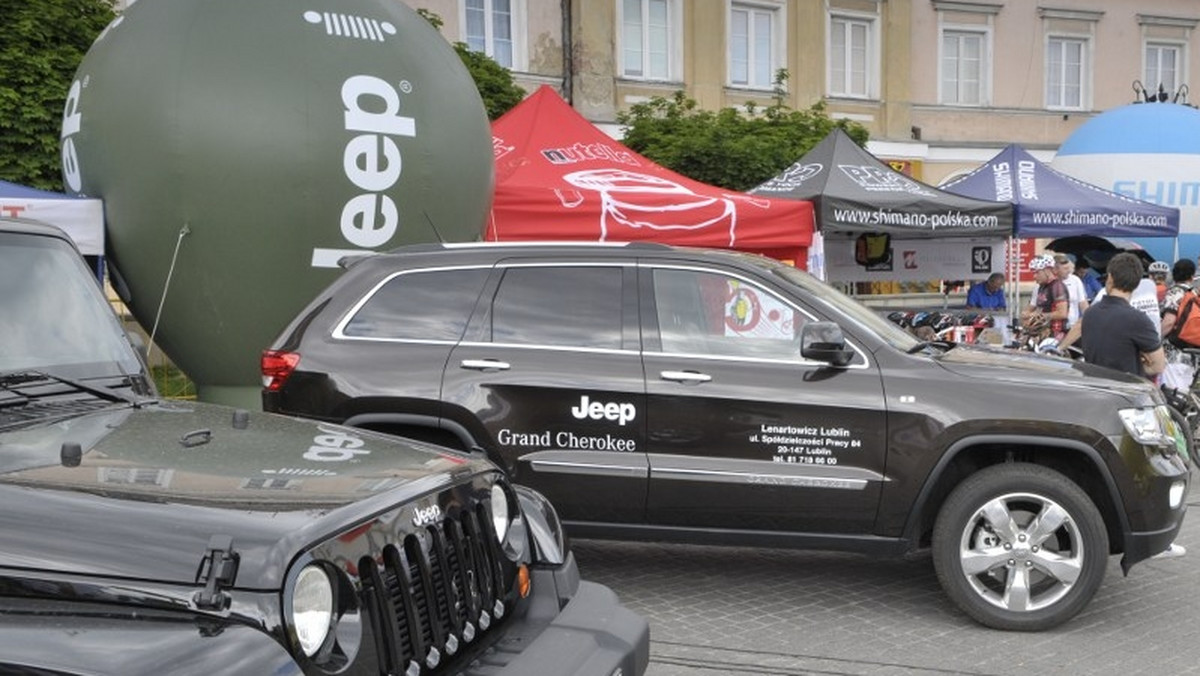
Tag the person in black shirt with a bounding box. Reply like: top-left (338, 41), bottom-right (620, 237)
top-left (1078, 252), bottom-right (1165, 379)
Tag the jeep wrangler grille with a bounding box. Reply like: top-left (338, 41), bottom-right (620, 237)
top-left (361, 502), bottom-right (512, 675)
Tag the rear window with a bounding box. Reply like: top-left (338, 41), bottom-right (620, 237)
top-left (341, 268), bottom-right (489, 341)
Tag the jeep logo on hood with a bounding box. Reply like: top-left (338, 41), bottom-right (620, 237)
top-left (304, 424), bottom-right (372, 462)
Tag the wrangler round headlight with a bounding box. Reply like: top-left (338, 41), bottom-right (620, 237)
top-left (292, 564), bottom-right (334, 657)
top-left (491, 483), bottom-right (511, 543)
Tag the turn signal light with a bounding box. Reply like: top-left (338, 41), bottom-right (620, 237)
top-left (261, 350), bottom-right (300, 391)
top-left (517, 564), bottom-right (531, 598)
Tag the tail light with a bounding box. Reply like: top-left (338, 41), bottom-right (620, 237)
top-left (261, 350), bottom-right (300, 391)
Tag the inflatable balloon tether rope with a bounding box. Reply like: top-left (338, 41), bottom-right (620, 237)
top-left (147, 223), bottom-right (191, 364)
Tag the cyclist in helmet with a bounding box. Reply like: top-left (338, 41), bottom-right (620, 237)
top-left (1022, 254), bottom-right (1069, 341)
top-left (1149, 260), bottom-right (1170, 304)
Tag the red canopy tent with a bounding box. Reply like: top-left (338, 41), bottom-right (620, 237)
top-left (485, 86), bottom-right (815, 266)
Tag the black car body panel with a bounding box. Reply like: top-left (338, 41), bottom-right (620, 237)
top-left (264, 241), bottom-right (1191, 630)
top-left (1, 219), bottom-right (649, 675)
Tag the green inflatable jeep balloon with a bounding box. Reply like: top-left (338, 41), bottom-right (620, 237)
top-left (62, 0), bottom-right (494, 405)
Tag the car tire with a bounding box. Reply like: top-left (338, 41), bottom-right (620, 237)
top-left (932, 462), bottom-right (1108, 631)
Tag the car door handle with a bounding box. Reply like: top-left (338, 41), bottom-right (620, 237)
top-left (660, 370), bottom-right (712, 384)
top-left (461, 359), bottom-right (511, 371)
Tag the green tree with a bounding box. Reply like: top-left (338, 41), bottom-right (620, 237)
top-left (0, 0), bottom-right (116, 190)
top-left (418, 8), bottom-right (525, 120)
top-left (617, 72), bottom-right (869, 191)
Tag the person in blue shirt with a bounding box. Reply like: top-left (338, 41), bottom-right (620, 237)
top-left (1077, 254), bottom-right (1105, 301)
top-left (966, 273), bottom-right (1006, 310)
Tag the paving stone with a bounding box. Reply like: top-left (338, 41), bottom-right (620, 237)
top-left (573, 497), bottom-right (1200, 676)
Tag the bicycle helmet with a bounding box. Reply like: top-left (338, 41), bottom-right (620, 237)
top-left (1149, 260), bottom-right (1170, 275)
top-left (1035, 337), bottom-right (1060, 354)
top-left (887, 311), bottom-right (909, 328)
top-left (931, 313), bottom-right (957, 333)
top-left (1028, 254), bottom-right (1056, 271)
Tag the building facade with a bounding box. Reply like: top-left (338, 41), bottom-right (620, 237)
top-left (411, 0), bottom-right (1198, 184)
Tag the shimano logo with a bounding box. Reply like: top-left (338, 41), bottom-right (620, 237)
top-left (571, 395), bottom-right (636, 426)
top-left (314, 75), bottom-right (417, 268)
top-left (413, 504), bottom-right (442, 527)
top-left (303, 424), bottom-right (371, 462)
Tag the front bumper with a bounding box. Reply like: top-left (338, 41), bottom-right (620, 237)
top-left (1119, 451), bottom-right (1190, 572)
top-left (474, 552), bottom-right (650, 676)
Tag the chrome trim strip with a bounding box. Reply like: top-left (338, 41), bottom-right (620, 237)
top-left (644, 349), bottom-right (871, 369)
top-left (333, 264), bottom-right (493, 339)
top-left (527, 460), bottom-right (649, 478)
top-left (457, 341), bottom-right (638, 356)
top-left (651, 466), bottom-right (868, 490)
top-left (521, 450), bottom-right (649, 479)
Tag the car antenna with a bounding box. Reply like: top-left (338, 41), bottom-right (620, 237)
top-left (423, 211), bottom-right (446, 244)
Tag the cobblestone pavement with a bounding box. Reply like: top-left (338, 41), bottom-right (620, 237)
top-left (573, 496), bottom-right (1200, 676)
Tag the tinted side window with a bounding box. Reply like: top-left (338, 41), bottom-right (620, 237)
top-left (652, 268), bottom-right (805, 359)
top-left (492, 267), bottom-right (623, 349)
top-left (343, 268), bottom-right (489, 340)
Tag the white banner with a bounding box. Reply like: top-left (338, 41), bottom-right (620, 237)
top-left (825, 237), bottom-right (1007, 282)
top-left (0, 196), bottom-right (104, 255)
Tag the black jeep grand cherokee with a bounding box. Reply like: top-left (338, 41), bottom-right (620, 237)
top-left (0, 220), bottom-right (648, 676)
top-left (264, 241), bottom-right (1191, 632)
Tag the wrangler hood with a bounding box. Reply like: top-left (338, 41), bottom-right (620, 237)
top-left (0, 400), bottom-right (489, 587)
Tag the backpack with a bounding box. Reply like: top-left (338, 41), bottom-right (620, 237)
top-left (1166, 287), bottom-right (1200, 348)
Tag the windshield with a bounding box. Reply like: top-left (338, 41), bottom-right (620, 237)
top-left (0, 232), bottom-right (143, 378)
top-left (768, 261), bottom-right (921, 351)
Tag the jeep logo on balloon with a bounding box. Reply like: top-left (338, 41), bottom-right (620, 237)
top-left (62, 0), bottom-right (493, 405)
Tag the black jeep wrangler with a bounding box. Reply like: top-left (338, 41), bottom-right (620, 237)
top-left (0, 220), bottom-right (648, 676)
top-left (263, 241), bottom-right (1191, 632)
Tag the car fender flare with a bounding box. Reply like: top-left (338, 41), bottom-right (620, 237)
top-left (341, 412), bottom-right (479, 450)
top-left (901, 434), bottom-right (1131, 551)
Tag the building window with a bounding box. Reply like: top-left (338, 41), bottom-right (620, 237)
top-left (941, 29), bottom-right (986, 105)
top-left (730, 3), bottom-right (780, 89)
top-left (465, 0), bottom-right (514, 69)
top-left (622, 0), bottom-right (676, 80)
top-left (1045, 36), bottom-right (1087, 109)
top-left (1145, 42), bottom-right (1182, 94)
top-left (829, 15), bottom-right (873, 98)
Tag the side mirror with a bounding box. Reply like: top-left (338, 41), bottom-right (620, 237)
top-left (801, 322), bottom-right (854, 367)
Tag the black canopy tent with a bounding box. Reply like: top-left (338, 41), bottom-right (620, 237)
top-left (751, 129), bottom-right (1013, 283)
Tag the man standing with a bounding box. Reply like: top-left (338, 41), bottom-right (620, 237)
top-left (1054, 253), bottom-right (1088, 329)
top-left (1022, 254), bottom-right (1069, 340)
top-left (1077, 252), bottom-right (1165, 379)
top-left (965, 273), bottom-right (1006, 310)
